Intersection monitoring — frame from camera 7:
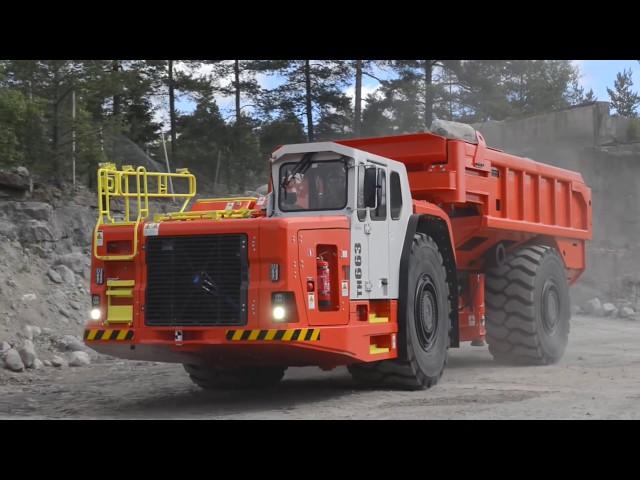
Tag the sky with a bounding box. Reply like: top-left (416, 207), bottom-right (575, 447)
top-left (163, 60), bottom-right (640, 126)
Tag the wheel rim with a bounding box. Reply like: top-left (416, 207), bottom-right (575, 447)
top-left (541, 279), bottom-right (560, 335)
top-left (415, 274), bottom-right (439, 351)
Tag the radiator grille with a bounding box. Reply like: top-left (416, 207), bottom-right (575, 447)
top-left (145, 234), bottom-right (248, 326)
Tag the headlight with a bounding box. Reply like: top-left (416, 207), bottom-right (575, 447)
top-left (272, 305), bottom-right (286, 321)
top-left (90, 308), bottom-right (101, 321)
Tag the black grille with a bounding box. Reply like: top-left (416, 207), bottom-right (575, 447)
top-left (145, 234), bottom-right (248, 326)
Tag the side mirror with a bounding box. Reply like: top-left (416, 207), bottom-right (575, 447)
top-left (363, 167), bottom-right (377, 208)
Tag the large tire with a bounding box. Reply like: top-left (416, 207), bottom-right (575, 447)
top-left (184, 364), bottom-right (286, 389)
top-left (348, 233), bottom-right (450, 390)
top-left (485, 244), bottom-right (570, 365)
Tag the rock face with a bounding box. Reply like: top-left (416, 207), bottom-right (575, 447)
top-left (0, 167), bottom-right (30, 194)
top-left (54, 252), bottom-right (88, 277)
top-left (0, 219), bottom-right (17, 240)
top-left (18, 340), bottom-right (37, 368)
top-left (53, 264), bottom-right (75, 284)
top-left (68, 351), bottom-right (90, 367)
top-left (20, 220), bottom-right (56, 243)
top-left (4, 349), bottom-right (25, 371)
top-left (47, 268), bottom-right (63, 284)
top-left (14, 202), bottom-right (53, 221)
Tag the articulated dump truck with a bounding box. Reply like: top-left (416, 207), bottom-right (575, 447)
top-left (84, 125), bottom-right (592, 390)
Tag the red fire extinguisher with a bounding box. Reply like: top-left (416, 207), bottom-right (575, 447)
top-left (317, 255), bottom-right (332, 310)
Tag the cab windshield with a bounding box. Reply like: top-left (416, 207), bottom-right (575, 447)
top-left (279, 159), bottom-right (348, 212)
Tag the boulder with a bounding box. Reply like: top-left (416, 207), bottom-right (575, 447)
top-left (53, 264), bottom-right (75, 284)
top-left (583, 298), bottom-right (604, 316)
top-left (18, 339), bottom-right (37, 368)
top-left (32, 358), bottom-right (44, 370)
top-left (430, 119), bottom-right (478, 143)
top-left (54, 252), bottom-right (88, 276)
top-left (43, 359), bottom-right (52, 367)
top-left (57, 335), bottom-right (86, 352)
top-left (68, 351), bottom-right (90, 367)
top-left (620, 306), bottom-right (635, 319)
top-left (14, 202), bottom-right (53, 222)
top-left (19, 325), bottom-right (33, 340)
top-left (603, 303), bottom-right (617, 316)
top-left (19, 220), bottom-right (56, 243)
top-left (51, 355), bottom-right (67, 367)
top-left (0, 168), bottom-right (30, 192)
top-left (47, 268), bottom-right (63, 284)
top-left (4, 349), bottom-right (25, 371)
top-left (15, 166), bottom-right (29, 177)
top-left (30, 326), bottom-right (41, 338)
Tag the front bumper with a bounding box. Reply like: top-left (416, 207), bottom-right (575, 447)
top-left (83, 321), bottom-right (397, 368)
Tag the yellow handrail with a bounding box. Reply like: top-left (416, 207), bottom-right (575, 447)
top-left (93, 164), bottom-right (197, 261)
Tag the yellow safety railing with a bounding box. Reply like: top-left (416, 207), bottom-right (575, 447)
top-left (153, 196), bottom-right (257, 222)
top-left (93, 163), bottom-right (197, 261)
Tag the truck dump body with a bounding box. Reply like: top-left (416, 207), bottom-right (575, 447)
top-left (339, 132), bottom-right (592, 281)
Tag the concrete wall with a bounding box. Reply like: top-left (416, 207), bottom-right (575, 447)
top-left (474, 103), bottom-right (640, 304)
top-left (473, 102), bottom-right (632, 151)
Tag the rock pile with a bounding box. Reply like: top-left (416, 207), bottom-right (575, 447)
top-left (1, 325), bottom-right (97, 373)
top-left (577, 297), bottom-right (638, 320)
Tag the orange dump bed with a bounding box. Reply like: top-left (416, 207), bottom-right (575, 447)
top-left (339, 132), bottom-right (592, 279)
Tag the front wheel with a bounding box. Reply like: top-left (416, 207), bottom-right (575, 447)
top-left (348, 233), bottom-right (450, 390)
top-left (184, 364), bottom-right (287, 389)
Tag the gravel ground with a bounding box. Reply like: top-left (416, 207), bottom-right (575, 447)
top-left (1, 314), bottom-right (639, 419)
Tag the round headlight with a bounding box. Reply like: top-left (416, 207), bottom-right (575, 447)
top-left (90, 308), bottom-right (101, 321)
top-left (272, 305), bottom-right (286, 321)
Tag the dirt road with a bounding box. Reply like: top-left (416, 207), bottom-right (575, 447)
top-left (1, 314), bottom-right (639, 419)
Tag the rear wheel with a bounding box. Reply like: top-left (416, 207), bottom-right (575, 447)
top-left (485, 244), bottom-right (570, 365)
top-left (348, 233), bottom-right (450, 390)
top-left (184, 364), bottom-right (286, 389)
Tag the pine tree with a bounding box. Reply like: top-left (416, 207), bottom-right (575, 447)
top-left (260, 60), bottom-right (351, 141)
top-left (607, 69), bottom-right (640, 118)
top-left (350, 60), bottom-right (387, 136)
top-left (258, 111), bottom-right (306, 159)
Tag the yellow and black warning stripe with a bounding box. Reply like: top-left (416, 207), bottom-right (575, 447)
top-left (84, 329), bottom-right (134, 341)
top-left (226, 328), bottom-right (320, 342)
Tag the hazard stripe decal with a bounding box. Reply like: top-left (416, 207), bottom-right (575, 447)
top-left (225, 328), bottom-right (321, 342)
top-left (84, 329), bottom-right (134, 341)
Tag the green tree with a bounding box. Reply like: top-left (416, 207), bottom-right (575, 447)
top-left (258, 111), bottom-right (306, 159)
top-left (0, 88), bottom-right (48, 168)
top-left (607, 69), bottom-right (640, 117)
top-left (175, 94), bottom-right (227, 179)
top-left (260, 60), bottom-right (351, 141)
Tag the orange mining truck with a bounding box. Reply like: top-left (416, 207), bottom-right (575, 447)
top-left (84, 123), bottom-right (592, 390)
